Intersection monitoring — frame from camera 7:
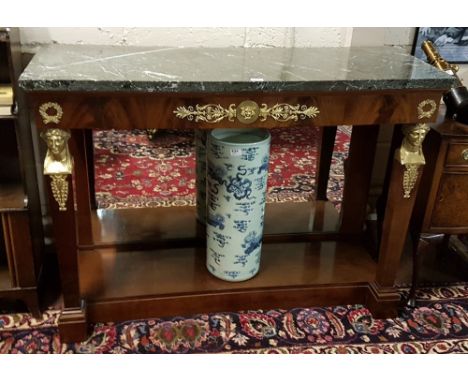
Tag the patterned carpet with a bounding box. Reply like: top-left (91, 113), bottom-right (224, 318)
top-left (93, 126), bottom-right (350, 209)
top-left (1, 284), bottom-right (468, 353)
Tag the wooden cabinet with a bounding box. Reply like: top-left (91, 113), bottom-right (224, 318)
top-left (431, 173), bottom-right (468, 228)
top-left (409, 115), bottom-right (468, 304)
top-left (414, 117), bottom-right (468, 234)
top-left (0, 27), bottom-right (43, 315)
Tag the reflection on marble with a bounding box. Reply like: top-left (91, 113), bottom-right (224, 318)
top-left (19, 45), bottom-right (455, 93)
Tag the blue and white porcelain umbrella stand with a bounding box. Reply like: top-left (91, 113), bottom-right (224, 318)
top-left (206, 128), bottom-right (271, 282)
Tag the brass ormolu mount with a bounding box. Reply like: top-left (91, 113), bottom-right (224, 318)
top-left (39, 102), bottom-right (73, 212)
top-left (396, 99), bottom-right (437, 198)
top-left (40, 127), bottom-right (73, 211)
top-left (174, 100), bottom-right (320, 124)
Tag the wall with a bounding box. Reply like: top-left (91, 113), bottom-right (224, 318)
top-left (351, 27), bottom-right (415, 50)
top-left (19, 27), bottom-right (355, 51)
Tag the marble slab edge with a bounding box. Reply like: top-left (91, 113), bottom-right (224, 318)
top-left (19, 78), bottom-right (455, 93)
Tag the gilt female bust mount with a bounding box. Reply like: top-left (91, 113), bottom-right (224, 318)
top-left (395, 124), bottom-right (431, 166)
top-left (40, 128), bottom-right (73, 175)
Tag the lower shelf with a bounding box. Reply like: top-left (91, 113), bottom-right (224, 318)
top-left (75, 201), bottom-right (378, 322)
top-left (79, 240), bottom-right (377, 322)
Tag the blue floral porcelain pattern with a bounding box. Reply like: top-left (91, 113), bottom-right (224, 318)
top-left (226, 177), bottom-right (252, 200)
top-left (233, 220), bottom-right (249, 233)
top-left (207, 213), bottom-right (225, 230)
top-left (206, 128), bottom-right (271, 281)
top-left (242, 232), bottom-right (263, 255)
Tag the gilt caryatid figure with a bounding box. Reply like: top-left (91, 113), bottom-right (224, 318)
top-left (41, 128), bottom-right (73, 175)
top-left (40, 128), bottom-right (73, 211)
top-left (396, 99), bottom-right (437, 198)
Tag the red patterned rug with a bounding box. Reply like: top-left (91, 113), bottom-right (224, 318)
top-left (93, 126), bottom-right (350, 209)
top-left (1, 284), bottom-right (468, 353)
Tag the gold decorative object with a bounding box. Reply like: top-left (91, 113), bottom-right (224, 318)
top-left (236, 100), bottom-right (260, 124)
top-left (40, 128), bottom-right (73, 175)
top-left (417, 99), bottom-right (437, 120)
top-left (174, 101), bottom-right (320, 124)
top-left (40, 128), bottom-right (73, 211)
top-left (402, 164), bottom-right (419, 199)
top-left (395, 124), bottom-right (430, 167)
top-left (396, 99), bottom-right (437, 198)
top-left (421, 40), bottom-right (460, 77)
top-left (174, 104), bottom-right (236, 124)
top-left (39, 102), bottom-right (63, 125)
top-left (259, 103), bottom-right (320, 122)
top-left (49, 174), bottom-right (69, 211)
top-left (462, 148), bottom-right (468, 161)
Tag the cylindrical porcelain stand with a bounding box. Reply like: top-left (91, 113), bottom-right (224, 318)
top-left (206, 128), bottom-right (271, 281)
top-left (194, 129), bottom-right (207, 223)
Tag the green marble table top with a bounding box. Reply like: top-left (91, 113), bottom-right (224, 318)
top-left (19, 44), bottom-right (455, 93)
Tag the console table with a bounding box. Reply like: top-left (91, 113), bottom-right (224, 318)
top-left (19, 45), bottom-right (454, 342)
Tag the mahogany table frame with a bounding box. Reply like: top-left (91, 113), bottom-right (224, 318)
top-left (28, 88), bottom-right (445, 342)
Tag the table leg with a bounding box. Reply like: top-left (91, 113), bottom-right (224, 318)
top-left (84, 129), bottom-right (97, 210)
top-left (407, 233), bottom-right (450, 308)
top-left (406, 232), bottom-right (427, 308)
top-left (43, 130), bottom-right (88, 342)
top-left (70, 130), bottom-right (94, 246)
top-left (312, 200), bottom-right (326, 231)
top-left (340, 125), bottom-right (379, 234)
top-left (376, 125), bottom-right (403, 240)
top-left (368, 155), bottom-right (424, 317)
top-left (315, 126), bottom-right (337, 201)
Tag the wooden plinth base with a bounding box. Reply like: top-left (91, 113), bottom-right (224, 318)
top-left (366, 282), bottom-right (400, 318)
top-left (58, 300), bottom-right (88, 343)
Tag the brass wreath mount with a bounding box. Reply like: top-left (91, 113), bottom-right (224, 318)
top-left (39, 102), bottom-right (63, 125)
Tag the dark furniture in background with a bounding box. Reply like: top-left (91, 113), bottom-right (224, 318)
top-left (0, 28), bottom-right (44, 316)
